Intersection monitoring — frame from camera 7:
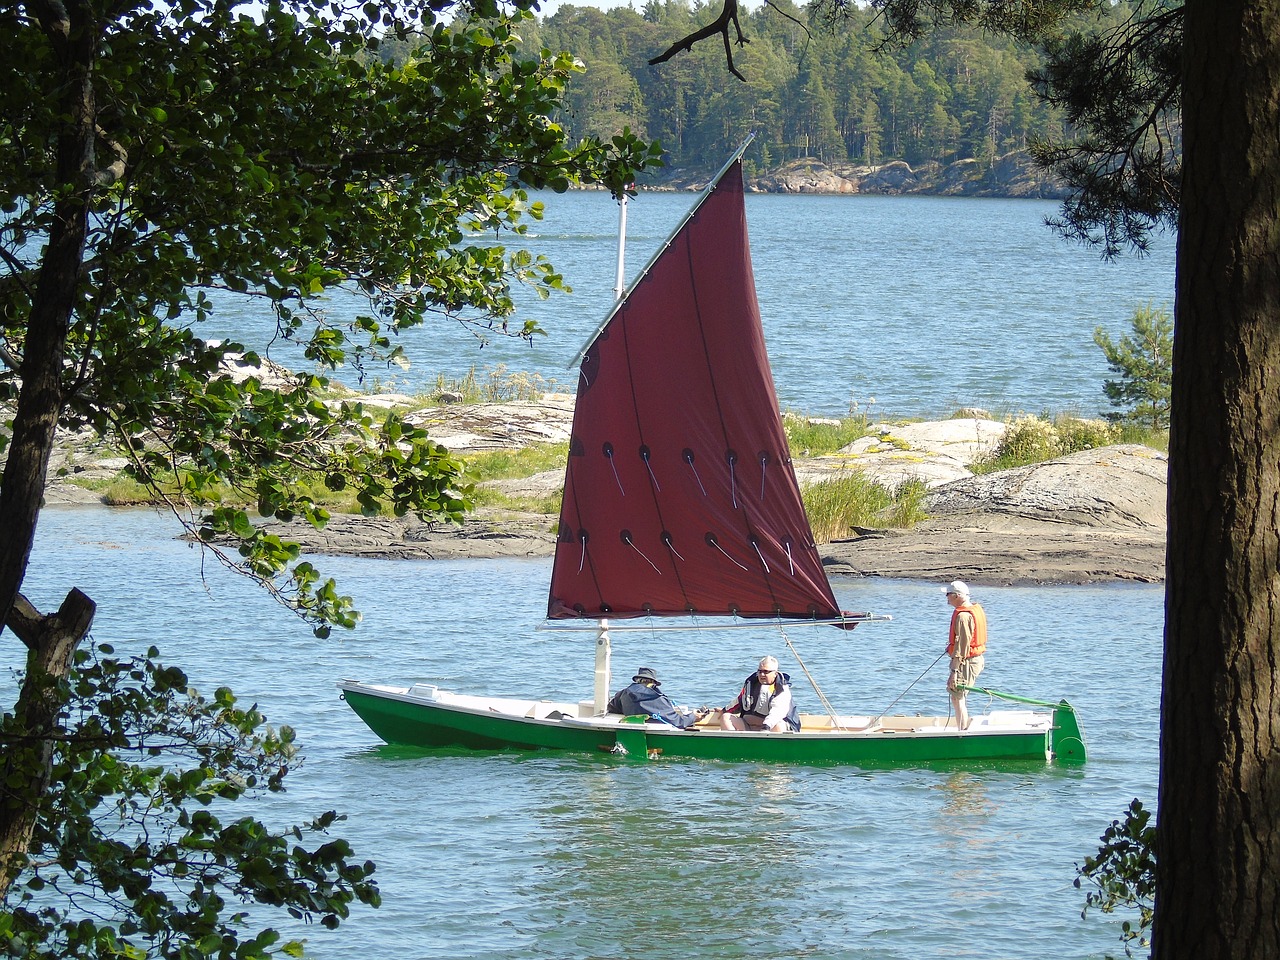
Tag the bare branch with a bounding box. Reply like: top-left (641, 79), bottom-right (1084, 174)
top-left (649, 0), bottom-right (750, 82)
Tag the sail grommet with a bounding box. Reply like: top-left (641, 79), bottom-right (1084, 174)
top-left (639, 444), bottom-right (660, 491)
top-left (660, 530), bottom-right (685, 561)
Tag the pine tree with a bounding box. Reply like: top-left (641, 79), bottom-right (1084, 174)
top-left (1093, 303), bottom-right (1173, 430)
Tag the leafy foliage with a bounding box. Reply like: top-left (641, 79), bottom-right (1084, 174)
top-left (1029, 3), bottom-right (1182, 257)
top-left (0, 643), bottom-right (380, 959)
top-left (1, 1), bottom-right (660, 954)
top-left (1076, 799), bottom-right (1156, 958)
top-left (1, 0), bottom-right (662, 635)
top-left (1094, 304), bottom-right (1173, 430)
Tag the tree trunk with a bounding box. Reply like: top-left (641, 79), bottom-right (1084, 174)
top-left (0, 590), bottom-right (96, 896)
top-left (1157, 2), bottom-right (1280, 958)
top-left (0, 0), bottom-right (95, 635)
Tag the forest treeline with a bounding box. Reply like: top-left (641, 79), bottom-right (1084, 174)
top-left (384, 1), bottom-right (1138, 181)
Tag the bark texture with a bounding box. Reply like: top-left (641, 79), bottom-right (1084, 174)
top-left (0, 0), bottom-right (101, 900)
top-left (0, 590), bottom-right (96, 896)
top-left (1158, 2), bottom-right (1280, 957)
top-left (0, 0), bottom-right (94, 635)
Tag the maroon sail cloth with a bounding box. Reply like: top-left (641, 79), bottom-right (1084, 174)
top-left (547, 163), bottom-right (840, 621)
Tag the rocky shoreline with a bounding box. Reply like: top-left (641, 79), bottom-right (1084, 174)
top-left (656, 151), bottom-right (1068, 200)
top-left (42, 400), bottom-right (1167, 586)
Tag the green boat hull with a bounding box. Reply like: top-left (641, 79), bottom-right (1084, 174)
top-left (339, 681), bottom-right (1086, 766)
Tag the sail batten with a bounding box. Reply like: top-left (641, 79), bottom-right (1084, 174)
top-left (547, 160), bottom-right (841, 622)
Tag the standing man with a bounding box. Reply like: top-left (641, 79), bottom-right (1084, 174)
top-left (943, 580), bottom-right (987, 730)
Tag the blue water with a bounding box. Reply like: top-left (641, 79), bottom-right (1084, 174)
top-left (11, 506), bottom-right (1162, 959)
top-left (193, 190), bottom-right (1175, 418)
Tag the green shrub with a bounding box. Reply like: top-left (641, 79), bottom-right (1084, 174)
top-left (976, 415), bottom-right (1061, 472)
top-left (1055, 416), bottom-right (1119, 454)
top-left (802, 472), bottom-right (928, 541)
top-left (99, 477), bottom-right (161, 505)
top-left (783, 412), bottom-right (872, 456)
top-left (1095, 303), bottom-right (1173, 430)
top-left (883, 478), bottom-right (929, 528)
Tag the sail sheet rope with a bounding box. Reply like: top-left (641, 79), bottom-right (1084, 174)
top-left (779, 625), bottom-right (846, 731)
top-left (869, 651), bottom-right (948, 727)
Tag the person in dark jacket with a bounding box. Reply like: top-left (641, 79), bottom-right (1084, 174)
top-left (719, 655), bottom-right (801, 732)
top-left (607, 667), bottom-right (704, 729)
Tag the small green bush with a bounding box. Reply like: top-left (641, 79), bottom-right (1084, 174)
top-left (427, 364), bottom-right (555, 404)
top-left (883, 478), bottom-right (929, 528)
top-left (1095, 303), bottom-right (1173, 430)
top-left (784, 412), bottom-right (872, 457)
top-left (973, 414), bottom-right (1130, 473)
top-left (802, 472), bottom-right (928, 541)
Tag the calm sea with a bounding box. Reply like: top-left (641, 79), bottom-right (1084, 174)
top-left (13, 505), bottom-right (1161, 960)
top-left (195, 190), bottom-right (1176, 419)
top-left (8, 194), bottom-right (1170, 958)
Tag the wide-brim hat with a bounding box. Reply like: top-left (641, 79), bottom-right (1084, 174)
top-left (632, 667), bottom-right (661, 685)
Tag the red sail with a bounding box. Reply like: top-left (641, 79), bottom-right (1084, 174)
top-left (547, 162), bottom-right (840, 621)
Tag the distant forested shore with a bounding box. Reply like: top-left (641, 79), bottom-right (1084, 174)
top-left (377, 1), bottom-right (1142, 191)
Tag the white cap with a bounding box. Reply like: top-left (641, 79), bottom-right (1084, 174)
top-left (942, 580), bottom-right (970, 600)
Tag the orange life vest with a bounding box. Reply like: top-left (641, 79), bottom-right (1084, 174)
top-left (947, 601), bottom-right (988, 658)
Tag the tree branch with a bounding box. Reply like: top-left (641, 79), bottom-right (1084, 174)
top-left (649, 0), bottom-right (750, 82)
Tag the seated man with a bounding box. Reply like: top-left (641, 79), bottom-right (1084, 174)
top-left (607, 667), bottom-right (704, 729)
top-left (720, 655), bottom-right (801, 732)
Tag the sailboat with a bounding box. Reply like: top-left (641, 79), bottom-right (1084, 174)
top-left (339, 143), bottom-right (1086, 765)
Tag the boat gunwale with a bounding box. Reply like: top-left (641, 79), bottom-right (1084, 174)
top-left (339, 679), bottom-right (1059, 741)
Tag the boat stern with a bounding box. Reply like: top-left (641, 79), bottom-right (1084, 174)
top-left (1050, 700), bottom-right (1087, 763)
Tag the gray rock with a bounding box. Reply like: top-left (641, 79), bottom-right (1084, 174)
top-left (927, 444), bottom-right (1167, 528)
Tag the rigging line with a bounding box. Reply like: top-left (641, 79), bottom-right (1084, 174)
top-left (684, 453), bottom-right (708, 496)
top-left (778, 624), bottom-right (843, 730)
top-left (751, 539), bottom-right (770, 574)
top-left (606, 450), bottom-right (625, 495)
top-left (709, 536), bottom-right (751, 571)
top-left (624, 536), bottom-right (662, 574)
top-left (643, 454), bottom-right (661, 492)
top-left (869, 650), bottom-right (948, 727)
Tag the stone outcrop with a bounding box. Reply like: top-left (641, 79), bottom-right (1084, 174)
top-left (730, 151), bottom-right (1067, 199)
top-left (821, 444), bottom-right (1167, 584)
top-left (795, 417), bottom-right (1009, 492)
top-left (35, 396), bottom-right (1167, 584)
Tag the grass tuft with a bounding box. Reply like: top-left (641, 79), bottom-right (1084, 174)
top-left (802, 472), bottom-right (928, 542)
